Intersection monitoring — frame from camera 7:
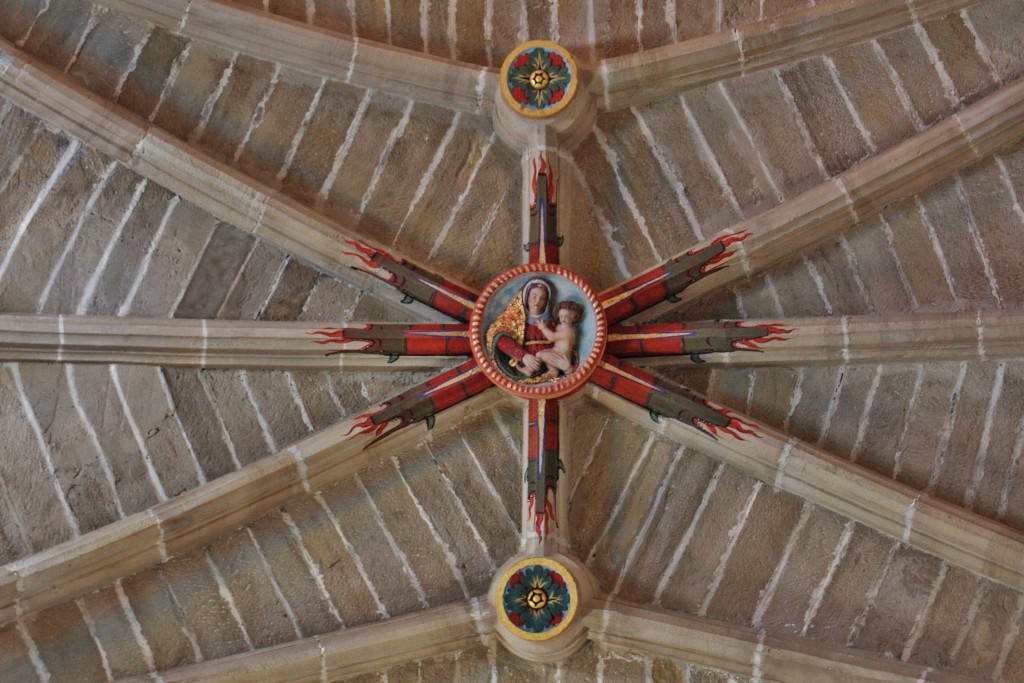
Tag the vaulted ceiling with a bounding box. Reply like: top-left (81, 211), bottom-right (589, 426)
top-left (1, 0), bottom-right (1023, 681)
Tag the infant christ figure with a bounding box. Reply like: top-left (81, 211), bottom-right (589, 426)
top-left (535, 300), bottom-right (584, 381)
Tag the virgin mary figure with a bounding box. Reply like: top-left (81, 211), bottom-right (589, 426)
top-left (485, 278), bottom-right (554, 380)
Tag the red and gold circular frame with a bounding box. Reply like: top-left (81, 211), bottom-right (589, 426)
top-left (495, 556), bottom-right (580, 641)
top-left (470, 263), bottom-right (607, 400)
top-left (499, 40), bottom-right (579, 119)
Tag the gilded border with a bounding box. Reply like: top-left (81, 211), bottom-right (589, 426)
top-left (469, 263), bottom-right (607, 400)
top-left (494, 556), bottom-right (579, 641)
top-left (499, 40), bottom-right (579, 119)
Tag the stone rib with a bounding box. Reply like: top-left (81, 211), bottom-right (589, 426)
top-left (595, 0), bottom-right (985, 111)
top-left (586, 600), bottom-right (986, 683)
top-left (586, 384), bottom-right (1024, 593)
top-left (627, 310), bottom-right (1024, 367)
top-left (0, 391), bottom-right (504, 625)
top-left (92, 0), bottom-right (496, 117)
top-left (0, 38), bottom-right (473, 322)
top-left (115, 600), bottom-right (490, 682)
top-left (0, 314), bottom-right (461, 371)
top-left (601, 74), bottom-right (1024, 322)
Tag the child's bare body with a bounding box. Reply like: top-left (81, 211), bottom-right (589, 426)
top-left (536, 301), bottom-right (583, 381)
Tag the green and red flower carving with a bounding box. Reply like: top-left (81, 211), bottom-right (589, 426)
top-left (507, 47), bottom-right (572, 111)
top-left (502, 563), bottom-right (572, 634)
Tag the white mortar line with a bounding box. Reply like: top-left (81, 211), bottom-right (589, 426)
top-left (773, 69), bottom-right (829, 180)
top-left (454, 435), bottom-right (508, 530)
top-left (383, 0), bottom-right (392, 44)
top-left (276, 76), bottom-right (326, 181)
top-left (998, 415), bottom-right (1024, 520)
top-left (204, 551), bottom-right (254, 650)
top-left (849, 365), bottom-right (883, 463)
top-left (588, 432), bottom-right (657, 562)
top-left (949, 583), bottom-right (986, 660)
top-left (390, 457), bottom-right (470, 598)
top-left (232, 63), bottom-right (281, 164)
top-left (432, 442), bottom-right (499, 568)
top-left (803, 257), bottom-right (833, 316)
top-left (563, 155), bottom-right (629, 277)
top-left (779, 367), bottom-right (803, 434)
top-left (0, 139), bottom-right (80, 283)
top-left (285, 372), bottom-right (315, 433)
top-left (654, 462), bottom-right (725, 605)
top-left (0, 124), bottom-right (35, 196)
top-left (901, 562), bottom-right (948, 661)
top-left (926, 361), bottom-right (967, 493)
top-left (801, 519), bottom-right (855, 636)
top-left (77, 177), bottom-right (148, 315)
top-left (892, 364), bottom-right (924, 481)
top-left (64, 5), bottom-right (102, 73)
top-left (815, 367), bottom-right (845, 448)
top-left (958, 9), bottom-right (999, 84)
top-left (429, 133), bottom-right (496, 258)
top-left (635, 0), bottom-right (644, 51)
top-left (719, 82), bottom-right (783, 202)
top-left (995, 156), bottom-right (1024, 224)
top-left (317, 637), bottom-right (328, 683)
top-left (469, 190), bottom-right (506, 262)
top-left (878, 215), bottom-right (920, 308)
top-left (914, 196), bottom-right (960, 304)
top-left (517, 0), bottom-right (528, 43)
top-left (76, 598), bottom-right (114, 682)
top-left (992, 592), bottom-right (1024, 681)
top-left (244, 526), bottom-right (303, 638)
top-left (113, 28), bottom-right (154, 100)
top-left (170, 221), bottom-right (216, 315)
top-left (110, 364), bottom-right (168, 501)
top-left (840, 236), bottom-right (874, 313)
top-left (305, 0), bottom-right (314, 23)
top-left (149, 42), bottom-right (191, 122)
top-left (664, 0), bottom-right (677, 41)
top-left (631, 107), bottom-right (705, 240)
top-left (680, 95), bottom-right (743, 217)
top-left (65, 365), bottom-right (126, 517)
top-left (483, 0), bottom-right (494, 66)
top-left (240, 370), bottom-right (278, 452)
top-left (446, 0), bottom-right (458, 60)
top-left (872, 40), bottom-right (925, 132)
top-left (319, 89), bottom-right (373, 200)
top-left (345, 36), bottom-right (358, 83)
top-left (595, 125), bottom-right (663, 259)
top-left (846, 539), bottom-right (900, 646)
top-left (11, 364), bottom-right (80, 535)
top-left (279, 510), bottom-right (345, 625)
top-left (158, 571), bottom-right (204, 662)
top-left (178, 0), bottom-right (194, 32)
top-left (151, 510), bottom-right (168, 562)
top-left (419, 0), bottom-right (430, 54)
top-left (700, 481), bottom-right (762, 616)
top-left (356, 473), bottom-right (429, 608)
top-left (314, 492), bottom-right (390, 618)
top-left (17, 619), bottom-right (50, 683)
top-left (823, 54), bottom-right (876, 153)
top-left (955, 176), bottom-right (1004, 307)
top-left (196, 370), bottom-right (242, 469)
top-left (612, 446), bottom-right (686, 596)
top-left (395, 112), bottom-right (462, 241)
top-left (359, 99), bottom-right (414, 215)
top-left (119, 195), bottom-right (180, 316)
top-left (751, 629), bottom-right (766, 682)
top-left (116, 579), bottom-right (158, 673)
top-left (903, 494), bottom-right (921, 544)
top-left (715, 0), bottom-right (723, 31)
top-left (911, 21), bottom-right (959, 107)
top-left (156, 368), bottom-right (207, 484)
top-left (16, 0), bottom-right (50, 47)
top-left (751, 502), bottom-right (812, 627)
top-left (189, 52), bottom-right (237, 144)
top-left (966, 362), bottom-right (1004, 509)
top-left (564, 410), bottom-right (611, 503)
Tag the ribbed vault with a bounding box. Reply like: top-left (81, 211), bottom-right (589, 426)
top-left (1, 0), bottom-right (1024, 681)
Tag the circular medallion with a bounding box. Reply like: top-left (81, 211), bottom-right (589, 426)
top-left (470, 263), bottom-right (607, 400)
top-left (496, 557), bottom-right (578, 640)
top-left (500, 40), bottom-right (578, 118)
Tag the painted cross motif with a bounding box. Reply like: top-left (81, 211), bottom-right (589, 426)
top-left (312, 156), bottom-right (790, 547)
